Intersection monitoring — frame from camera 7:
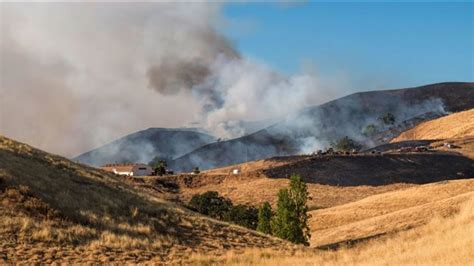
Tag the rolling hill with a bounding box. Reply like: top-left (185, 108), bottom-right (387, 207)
top-left (163, 150), bottom-right (474, 210)
top-left (309, 179), bottom-right (474, 247)
top-left (0, 135), bottom-right (293, 264)
top-left (190, 184), bottom-right (474, 265)
top-left (74, 128), bottom-right (216, 166)
top-left (2, 134), bottom-right (473, 264)
top-left (392, 108), bottom-right (474, 142)
top-left (170, 82), bottom-right (474, 172)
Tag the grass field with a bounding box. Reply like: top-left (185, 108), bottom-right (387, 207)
top-left (1, 133), bottom-right (473, 264)
top-left (310, 179), bottom-right (474, 247)
top-left (0, 136), bottom-right (293, 263)
top-left (189, 187), bottom-right (474, 265)
top-left (392, 108), bottom-right (474, 142)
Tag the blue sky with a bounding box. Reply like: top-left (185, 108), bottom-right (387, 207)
top-left (222, 2), bottom-right (473, 90)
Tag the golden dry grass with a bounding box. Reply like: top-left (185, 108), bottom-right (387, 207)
top-left (188, 194), bottom-right (474, 265)
top-left (0, 136), bottom-right (293, 264)
top-left (175, 151), bottom-right (473, 210)
top-left (310, 181), bottom-right (474, 247)
top-left (178, 176), bottom-right (412, 210)
top-left (2, 134), bottom-right (473, 264)
top-left (392, 108), bottom-right (474, 142)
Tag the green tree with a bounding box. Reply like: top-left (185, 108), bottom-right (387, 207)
top-left (188, 191), bottom-right (232, 220)
top-left (257, 202), bottom-right (273, 234)
top-left (224, 204), bottom-right (258, 230)
top-left (148, 155), bottom-right (172, 167)
top-left (271, 188), bottom-right (296, 241)
top-left (332, 136), bottom-right (362, 151)
top-left (271, 175), bottom-right (311, 245)
top-left (379, 112), bottom-right (396, 125)
top-left (362, 124), bottom-right (377, 137)
top-left (153, 160), bottom-right (167, 176)
top-left (188, 191), bottom-right (258, 230)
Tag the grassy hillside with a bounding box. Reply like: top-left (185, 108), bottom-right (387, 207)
top-left (188, 181), bottom-right (474, 265)
top-left (189, 194), bottom-right (474, 265)
top-left (310, 179), bottom-right (474, 247)
top-left (166, 152), bottom-right (474, 210)
top-left (392, 109), bottom-right (474, 142)
top-left (2, 134), bottom-right (473, 264)
top-left (0, 136), bottom-right (291, 264)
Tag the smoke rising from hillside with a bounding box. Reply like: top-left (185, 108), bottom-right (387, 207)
top-left (1, 2), bottom-right (344, 157)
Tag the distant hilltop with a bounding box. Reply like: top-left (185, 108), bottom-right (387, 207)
top-left (75, 82), bottom-right (474, 172)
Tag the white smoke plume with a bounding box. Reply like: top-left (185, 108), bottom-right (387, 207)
top-left (0, 2), bottom-right (344, 157)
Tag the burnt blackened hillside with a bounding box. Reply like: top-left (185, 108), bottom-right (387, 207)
top-left (170, 82), bottom-right (474, 172)
top-left (74, 128), bottom-right (215, 166)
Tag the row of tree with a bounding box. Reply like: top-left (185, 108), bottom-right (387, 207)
top-left (188, 174), bottom-right (311, 246)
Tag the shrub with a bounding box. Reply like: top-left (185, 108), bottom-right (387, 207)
top-left (188, 191), bottom-right (232, 220)
top-left (148, 155), bottom-right (172, 167)
top-left (153, 160), bottom-right (167, 176)
top-left (271, 175), bottom-right (311, 245)
top-left (257, 202), bottom-right (273, 234)
top-left (224, 204), bottom-right (258, 230)
top-left (332, 136), bottom-right (362, 151)
top-left (362, 124), bottom-right (377, 137)
top-left (379, 112), bottom-right (396, 125)
top-left (189, 191), bottom-right (258, 230)
top-left (193, 167), bottom-right (200, 174)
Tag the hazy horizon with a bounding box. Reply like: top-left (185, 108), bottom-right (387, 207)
top-left (1, 2), bottom-right (472, 157)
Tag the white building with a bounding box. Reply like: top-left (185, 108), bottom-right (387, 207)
top-left (100, 163), bottom-right (153, 177)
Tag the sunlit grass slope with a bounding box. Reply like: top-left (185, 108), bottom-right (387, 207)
top-left (0, 136), bottom-right (291, 264)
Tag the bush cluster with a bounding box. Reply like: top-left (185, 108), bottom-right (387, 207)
top-left (188, 191), bottom-right (258, 229)
top-left (332, 136), bottom-right (362, 151)
top-left (189, 175), bottom-right (311, 246)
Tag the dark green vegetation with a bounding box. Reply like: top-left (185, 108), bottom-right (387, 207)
top-left (191, 175), bottom-right (312, 245)
top-left (362, 124), bottom-right (377, 137)
top-left (270, 175), bottom-right (311, 246)
top-left (188, 191), bottom-right (258, 229)
top-left (332, 136), bottom-right (362, 151)
top-left (153, 159), bottom-right (168, 176)
top-left (224, 204), bottom-right (259, 230)
top-left (257, 202), bottom-right (272, 234)
top-left (379, 112), bottom-right (396, 125)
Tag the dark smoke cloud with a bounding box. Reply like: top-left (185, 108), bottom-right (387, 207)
top-left (146, 24), bottom-right (239, 96)
top-left (147, 60), bottom-right (210, 95)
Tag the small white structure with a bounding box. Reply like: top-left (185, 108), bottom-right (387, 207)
top-left (101, 163), bottom-right (153, 177)
top-left (232, 169), bottom-right (240, 175)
